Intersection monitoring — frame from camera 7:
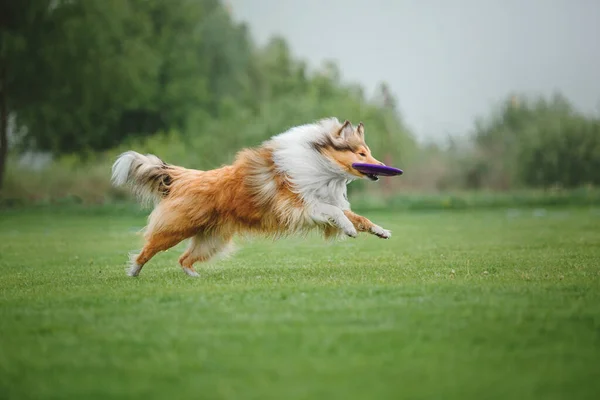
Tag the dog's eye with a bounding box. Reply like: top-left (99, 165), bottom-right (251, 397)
top-left (359, 152), bottom-right (366, 157)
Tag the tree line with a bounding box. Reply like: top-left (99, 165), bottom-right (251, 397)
top-left (449, 94), bottom-right (600, 190)
top-left (0, 0), bottom-right (414, 192)
top-left (1, 0), bottom-right (598, 195)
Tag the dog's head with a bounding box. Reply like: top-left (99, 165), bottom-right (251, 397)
top-left (314, 120), bottom-right (384, 181)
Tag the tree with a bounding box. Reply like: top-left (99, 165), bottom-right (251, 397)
top-left (2, 0), bottom-right (418, 198)
top-left (0, 0), bottom-right (50, 189)
top-left (1, 0), bottom-right (158, 181)
top-left (470, 92), bottom-right (599, 189)
top-left (15, 0), bottom-right (158, 153)
top-left (0, 0), bottom-right (258, 189)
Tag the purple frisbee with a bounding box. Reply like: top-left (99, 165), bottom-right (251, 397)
top-left (352, 163), bottom-right (404, 177)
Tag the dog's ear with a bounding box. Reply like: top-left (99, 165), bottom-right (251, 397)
top-left (335, 120), bottom-right (354, 140)
top-left (356, 122), bottom-right (364, 137)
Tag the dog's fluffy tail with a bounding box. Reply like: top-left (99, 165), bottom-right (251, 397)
top-left (111, 151), bottom-right (173, 206)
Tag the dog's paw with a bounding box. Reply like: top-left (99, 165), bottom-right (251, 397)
top-left (371, 225), bottom-right (391, 239)
top-left (341, 223), bottom-right (358, 238)
top-left (182, 267), bottom-right (200, 277)
top-left (127, 264), bottom-right (142, 277)
top-left (345, 227), bottom-right (358, 238)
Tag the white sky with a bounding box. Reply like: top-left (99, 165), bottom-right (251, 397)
top-left (228, 0), bottom-right (600, 141)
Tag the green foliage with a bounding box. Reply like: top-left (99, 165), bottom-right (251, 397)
top-left (1, 0), bottom-right (414, 195)
top-left (3, 1), bottom-right (597, 196)
top-left (3, 0), bottom-right (412, 155)
top-left (516, 113), bottom-right (600, 187)
top-left (469, 93), bottom-right (600, 189)
top-left (2, 0), bottom-right (257, 155)
top-left (4, 0), bottom-right (159, 152)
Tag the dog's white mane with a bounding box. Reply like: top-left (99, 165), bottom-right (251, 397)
top-left (268, 117), bottom-right (355, 210)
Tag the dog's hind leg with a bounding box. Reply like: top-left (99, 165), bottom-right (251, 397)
top-left (129, 232), bottom-right (188, 277)
top-left (178, 232), bottom-right (234, 277)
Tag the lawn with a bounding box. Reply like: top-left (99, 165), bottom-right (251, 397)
top-left (0, 206), bottom-right (599, 399)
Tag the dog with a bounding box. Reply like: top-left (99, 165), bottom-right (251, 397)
top-left (111, 118), bottom-right (392, 277)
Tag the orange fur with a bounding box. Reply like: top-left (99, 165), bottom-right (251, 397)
top-left (314, 120), bottom-right (384, 178)
top-left (129, 147), bottom-right (315, 276)
top-left (114, 119), bottom-right (391, 277)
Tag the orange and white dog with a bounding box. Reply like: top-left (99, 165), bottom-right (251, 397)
top-left (111, 118), bottom-right (391, 277)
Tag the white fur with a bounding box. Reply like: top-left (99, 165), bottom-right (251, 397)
top-left (111, 152), bottom-right (134, 186)
top-left (178, 233), bottom-right (237, 277)
top-left (270, 118), bottom-right (355, 207)
top-left (269, 118), bottom-right (356, 234)
top-left (185, 233), bottom-right (233, 263)
top-left (111, 151), bottom-right (166, 207)
top-left (182, 268), bottom-right (200, 277)
top-left (311, 203), bottom-right (357, 237)
top-left (127, 252), bottom-right (142, 277)
top-left (370, 225), bottom-right (392, 239)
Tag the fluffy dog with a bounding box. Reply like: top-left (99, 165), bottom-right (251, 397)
top-left (111, 118), bottom-right (392, 277)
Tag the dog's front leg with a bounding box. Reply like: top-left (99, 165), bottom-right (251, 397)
top-left (343, 210), bottom-right (391, 239)
top-left (312, 203), bottom-right (357, 238)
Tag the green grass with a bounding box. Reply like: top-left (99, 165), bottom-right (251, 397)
top-left (1, 207), bottom-right (599, 399)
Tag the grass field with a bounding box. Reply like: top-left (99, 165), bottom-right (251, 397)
top-left (1, 206), bottom-right (599, 399)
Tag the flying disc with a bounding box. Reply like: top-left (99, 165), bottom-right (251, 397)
top-left (352, 163), bottom-right (403, 177)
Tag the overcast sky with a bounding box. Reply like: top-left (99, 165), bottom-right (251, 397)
top-left (228, 0), bottom-right (600, 142)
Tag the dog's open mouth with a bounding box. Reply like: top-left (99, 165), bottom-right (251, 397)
top-left (366, 173), bottom-right (379, 181)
